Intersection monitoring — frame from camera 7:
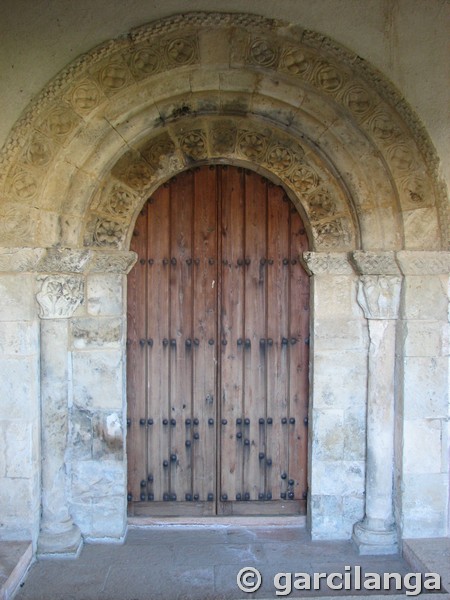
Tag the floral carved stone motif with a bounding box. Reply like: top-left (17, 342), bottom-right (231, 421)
top-left (36, 275), bottom-right (84, 319)
top-left (0, 12), bottom-right (445, 252)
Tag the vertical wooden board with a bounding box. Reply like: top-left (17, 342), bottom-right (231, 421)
top-left (242, 170), bottom-right (267, 501)
top-left (219, 166), bottom-right (245, 504)
top-left (168, 171), bottom-right (194, 502)
top-left (146, 187), bottom-right (171, 502)
top-left (127, 207), bottom-right (149, 502)
top-left (266, 186), bottom-right (291, 502)
top-left (192, 166), bottom-right (218, 504)
top-left (288, 206), bottom-right (310, 505)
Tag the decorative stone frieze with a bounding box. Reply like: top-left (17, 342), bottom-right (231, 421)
top-left (351, 251), bottom-right (400, 276)
top-left (36, 275), bottom-right (84, 319)
top-left (0, 13), bottom-right (446, 251)
top-left (396, 251), bottom-right (450, 275)
top-left (301, 251), bottom-right (353, 275)
top-left (0, 247), bottom-right (137, 275)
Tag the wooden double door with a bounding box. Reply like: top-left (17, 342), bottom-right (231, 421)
top-left (127, 165), bottom-right (309, 517)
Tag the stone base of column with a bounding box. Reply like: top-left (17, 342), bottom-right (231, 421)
top-left (352, 519), bottom-right (399, 555)
top-left (37, 522), bottom-right (82, 557)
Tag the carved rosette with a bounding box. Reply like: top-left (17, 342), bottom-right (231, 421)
top-left (0, 13), bottom-right (442, 254)
top-left (36, 275), bottom-right (84, 319)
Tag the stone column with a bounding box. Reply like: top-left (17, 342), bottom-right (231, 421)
top-left (351, 252), bottom-right (402, 554)
top-left (36, 274), bottom-right (84, 555)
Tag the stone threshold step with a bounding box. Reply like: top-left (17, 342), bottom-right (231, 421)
top-left (0, 542), bottom-right (32, 600)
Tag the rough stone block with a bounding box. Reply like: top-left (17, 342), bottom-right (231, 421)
top-left (312, 409), bottom-right (344, 461)
top-left (70, 407), bottom-right (93, 460)
top-left (199, 30), bottom-right (229, 66)
top-left (0, 321), bottom-right (38, 356)
top-left (402, 473), bottom-right (449, 537)
top-left (313, 275), bottom-right (361, 318)
top-left (0, 423), bottom-right (5, 477)
top-left (403, 275), bottom-right (448, 320)
top-left (403, 419), bottom-right (443, 474)
top-left (71, 459), bottom-right (125, 503)
top-left (343, 406), bottom-right (366, 461)
top-left (311, 460), bottom-right (365, 496)
top-left (92, 411), bottom-right (124, 460)
top-left (0, 357), bottom-right (39, 419)
top-left (312, 350), bottom-right (367, 409)
top-left (0, 275), bottom-right (35, 321)
top-left (72, 349), bottom-right (123, 410)
top-left (0, 477), bottom-right (33, 519)
top-left (5, 421), bottom-right (32, 478)
top-left (402, 320), bottom-right (446, 357)
top-left (310, 494), bottom-right (349, 539)
top-left (70, 317), bottom-right (122, 349)
top-left (403, 208), bottom-right (441, 251)
top-left (90, 496), bottom-right (126, 538)
top-left (403, 356), bottom-right (448, 419)
top-left (313, 318), bottom-right (367, 351)
top-left (86, 274), bottom-right (124, 316)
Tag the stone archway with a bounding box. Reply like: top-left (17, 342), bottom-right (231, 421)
top-left (0, 12), bottom-right (448, 555)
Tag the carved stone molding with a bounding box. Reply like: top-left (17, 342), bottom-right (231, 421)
top-left (36, 275), bottom-right (84, 319)
top-left (357, 275), bottom-right (402, 320)
top-left (396, 251), bottom-right (450, 275)
top-left (0, 12), bottom-right (447, 252)
top-left (301, 251), bottom-right (353, 275)
top-left (0, 248), bottom-right (137, 274)
top-left (351, 251), bottom-right (400, 276)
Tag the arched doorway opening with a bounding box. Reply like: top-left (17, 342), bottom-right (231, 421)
top-left (126, 164), bottom-right (310, 517)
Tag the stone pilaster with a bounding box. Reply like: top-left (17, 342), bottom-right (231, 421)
top-left (351, 252), bottom-right (402, 554)
top-left (36, 274), bottom-right (84, 556)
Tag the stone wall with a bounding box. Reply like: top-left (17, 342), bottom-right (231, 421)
top-left (0, 270), bottom-right (40, 544)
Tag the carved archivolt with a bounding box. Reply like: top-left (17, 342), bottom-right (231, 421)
top-left (0, 12), bottom-right (446, 253)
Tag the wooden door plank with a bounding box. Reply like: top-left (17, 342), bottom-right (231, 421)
top-left (127, 207), bottom-right (148, 503)
top-left (146, 187), bottom-right (171, 502)
top-left (192, 166), bottom-right (218, 508)
top-left (219, 165), bottom-right (245, 506)
top-left (242, 170), bottom-right (267, 502)
top-left (266, 186), bottom-right (291, 503)
top-left (288, 206), bottom-right (309, 511)
top-left (168, 171), bottom-right (194, 503)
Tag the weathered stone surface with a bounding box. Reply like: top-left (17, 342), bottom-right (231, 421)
top-left (86, 274), bottom-right (124, 316)
top-left (72, 350), bottom-right (123, 410)
top-left (92, 412), bottom-right (124, 460)
top-left (71, 460), bottom-right (125, 502)
top-left (402, 473), bottom-right (449, 537)
top-left (0, 275), bottom-right (35, 321)
top-left (312, 409), bottom-right (344, 461)
top-left (5, 422), bottom-right (33, 478)
top-left (70, 407), bottom-right (93, 460)
top-left (0, 321), bottom-right (38, 356)
top-left (311, 350), bottom-right (367, 409)
top-left (402, 320), bottom-right (447, 357)
top-left (313, 318), bottom-right (367, 351)
top-left (311, 460), bottom-right (365, 496)
top-left (403, 419), bottom-right (443, 474)
top-left (70, 317), bottom-right (122, 349)
top-left (403, 275), bottom-right (448, 320)
top-left (313, 275), bottom-right (361, 318)
top-left (0, 357), bottom-right (39, 419)
top-left (403, 356), bottom-right (449, 419)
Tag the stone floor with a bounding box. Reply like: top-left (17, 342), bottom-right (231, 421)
top-left (2, 523), bottom-right (450, 600)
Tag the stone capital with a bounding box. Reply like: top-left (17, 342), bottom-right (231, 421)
top-left (357, 275), bottom-right (402, 320)
top-left (301, 251), bottom-right (353, 275)
top-left (36, 274), bottom-right (84, 319)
